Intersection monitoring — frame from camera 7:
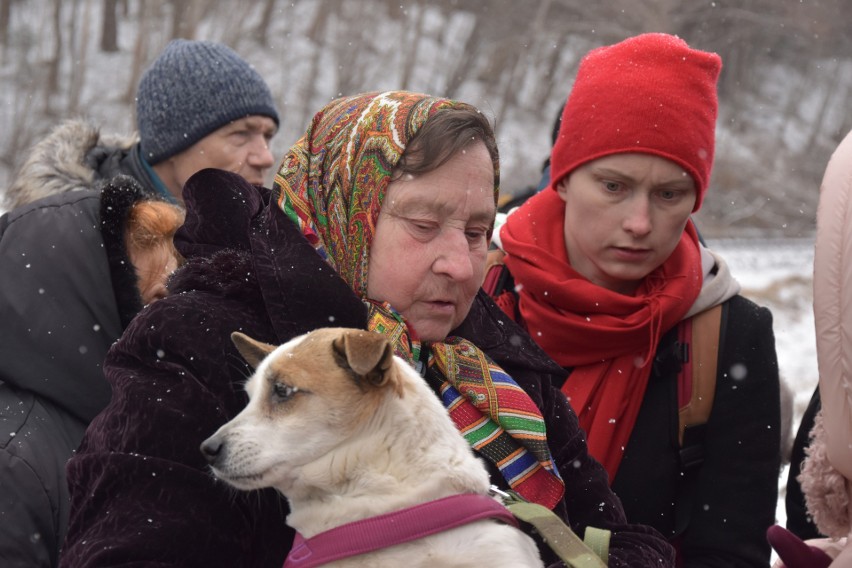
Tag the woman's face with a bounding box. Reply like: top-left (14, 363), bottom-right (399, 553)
top-left (366, 142), bottom-right (496, 342)
top-left (557, 153), bottom-right (697, 295)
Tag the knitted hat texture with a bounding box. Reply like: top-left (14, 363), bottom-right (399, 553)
top-left (137, 39), bottom-right (279, 165)
top-left (550, 33), bottom-right (721, 211)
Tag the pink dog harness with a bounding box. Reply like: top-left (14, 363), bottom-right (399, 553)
top-left (282, 493), bottom-right (518, 567)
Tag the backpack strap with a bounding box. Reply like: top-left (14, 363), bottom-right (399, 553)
top-left (672, 303), bottom-right (723, 539)
top-left (678, 304), bottom-right (722, 446)
top-left (497, 488), bottom-right (609, 567)
top-left (482, 249), bottom-right (523, 322)
top-left (483, 249), bottom-right (508, 296)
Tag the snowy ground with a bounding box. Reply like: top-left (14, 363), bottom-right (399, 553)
top-left (707, 237), bottom-right (817, 544)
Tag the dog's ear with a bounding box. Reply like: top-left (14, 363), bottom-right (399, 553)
top-left (231, 332), bottom-right (276, 369)
top-left (332, 330), bottom-right (402, 395)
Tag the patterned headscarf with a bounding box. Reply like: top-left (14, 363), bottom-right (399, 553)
top-left (273, 91), bottom-right (563, 507)
top-left (274, 90), bottom-right (498, 297)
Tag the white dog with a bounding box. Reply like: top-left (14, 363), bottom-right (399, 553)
top-left (200, 327), bottom-right (544, 568)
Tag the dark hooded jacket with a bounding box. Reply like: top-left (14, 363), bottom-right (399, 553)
top-left (488, 233), bottom-right (780, 566)
top-left (608, 297), bottom-right (780, 567)
top-left (0, 181), bottom-right (149, 567)
top-left (61, 169), bottom-right (674, 568)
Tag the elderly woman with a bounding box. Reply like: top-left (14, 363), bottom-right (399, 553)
top-left (60, 91), bottom-right (673, 567)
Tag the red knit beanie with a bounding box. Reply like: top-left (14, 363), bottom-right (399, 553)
top-left (550, 33), bottom-right (722, 212)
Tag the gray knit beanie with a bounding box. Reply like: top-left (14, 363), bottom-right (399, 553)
top-left (137, 39), bottom-right (279, 165)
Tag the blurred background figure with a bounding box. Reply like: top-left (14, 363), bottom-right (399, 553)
top-left (0, 175), bottom-right (184, 567)
top-left (3, 39), bottom-right (279, 209)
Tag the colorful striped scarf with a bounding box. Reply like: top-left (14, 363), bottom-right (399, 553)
top-left (273, 91), bottom-right (563, 508)
top-left (367, 301), bottom-right (564, 509)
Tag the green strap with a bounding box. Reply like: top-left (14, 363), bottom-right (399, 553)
top-left (503, 495), bottom-right (609, 567)
top-left (583, 526), bottom-right (610, 564)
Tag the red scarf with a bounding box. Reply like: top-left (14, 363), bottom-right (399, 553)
top-left (500, 189), bottom-right (702, 481)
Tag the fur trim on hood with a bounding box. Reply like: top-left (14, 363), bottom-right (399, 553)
top-left (3, 119), bottom-right (137, 210)
top-left (799, 408), bottom-right (851, 539)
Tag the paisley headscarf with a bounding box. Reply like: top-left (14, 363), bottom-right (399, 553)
top-left (273, 91), bottom-right (564, 507)
top-left (275, 91), bottom-right (474, 296)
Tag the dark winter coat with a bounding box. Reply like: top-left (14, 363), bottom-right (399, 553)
top-left (491, 264), bottom-right (781, 566)
top-left (0, 184), bottom-right (147, 567)
top-left (3, 120), bottom-right (172, 211)
top-left (785, 387), bottom-right (822, 541)
top-left (609, 295), bottom-right (781, 567)
top-left (61, 169), bottom-right (675, 568)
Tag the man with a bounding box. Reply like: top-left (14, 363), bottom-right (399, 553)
top-left (3, 39), bottom-right (279, 208)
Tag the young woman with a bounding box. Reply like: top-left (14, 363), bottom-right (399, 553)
top-left (491, 34), bottom-right (782, 566)
top-left (61, 91), bottom-right (673, 567)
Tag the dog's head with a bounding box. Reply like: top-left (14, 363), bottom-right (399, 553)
top-left (200, 327), bottom-right (405, 493)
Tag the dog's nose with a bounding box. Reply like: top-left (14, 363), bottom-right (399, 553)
top-left (200, 435), bottom-right (223, 465)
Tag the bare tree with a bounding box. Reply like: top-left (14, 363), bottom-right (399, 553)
top-left (255, 0), bottom-right (278, 45)
top-left (441, 11), bottom-right (481, 99)
top-left (3, 0), bottom-right (852, 236)
top-left (0, 0), bottom-right (11, 61)
top-left (68, 0), bottom-right (93, 114)
top-left (0, 79), bottom-right (39, 180)
top-left (169, 0), bottom-right (203, 40)
top-left (44, 0), bottom-right (62, 115)
top-left (298, 0), bottom-right (331, 120)
top-left (123, 0), bottom-right (155, 104)
top-left (485, 0), bottom-right (554, 126)
top-left (397, 2), bottom-right (424, 91)
top-left (101, 0), bottom-right (119, 52)
top-left (221, 4), bottom-right (255, 48)
top-left (329, 4), bottom-right (378, 98)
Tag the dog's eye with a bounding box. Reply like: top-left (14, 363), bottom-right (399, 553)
top-left (272, 382), bottom-right (299, 401)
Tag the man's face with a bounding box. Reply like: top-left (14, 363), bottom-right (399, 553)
top-left (155, 115), bottom-right (277, 200)
top-left (366, 142), bottom-right (496, 343)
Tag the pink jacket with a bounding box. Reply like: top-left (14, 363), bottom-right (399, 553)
top-left (768, 128), bottom-right (852, 568)
top-left (805, 126), bottom-right (852, 566)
